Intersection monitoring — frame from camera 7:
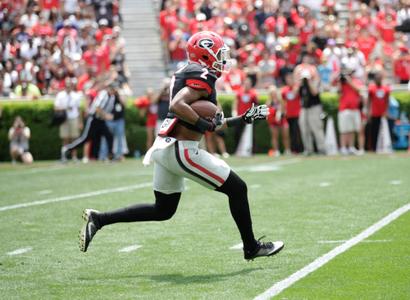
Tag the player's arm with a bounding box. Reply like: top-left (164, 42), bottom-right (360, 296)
top-left (220, 103), bottom-right (268, 130)
top-left (169, 86), bottom-right (216, 132)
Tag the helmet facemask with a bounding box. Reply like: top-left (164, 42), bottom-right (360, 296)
top-left (212, 45), bottom-right (231, 73)
top-left (199, 43), bottom-right (231, 73)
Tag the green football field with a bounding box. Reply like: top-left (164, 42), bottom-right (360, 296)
top-left (0, 154), bottom-right (409, 299)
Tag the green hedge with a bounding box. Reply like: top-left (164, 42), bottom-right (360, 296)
top-left (1, 91), bottom-right (409, 161)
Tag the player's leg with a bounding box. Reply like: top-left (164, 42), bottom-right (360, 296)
top-left (79, 159), bottom-right (184, 252)
top-left (215, 171), bottom-right (284, 260)
top-left (173, 141), bottom-right (284, 260)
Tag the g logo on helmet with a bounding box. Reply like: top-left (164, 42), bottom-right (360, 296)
top-left (198, 38), bottom-right (214, 49)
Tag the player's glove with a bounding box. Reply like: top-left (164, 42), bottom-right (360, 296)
top-left (214, 111), bottom-right (225, 131)
top-left (242, 104), bottom-right (268, 124)
top-left (195, 111), bottom-right (224, 133)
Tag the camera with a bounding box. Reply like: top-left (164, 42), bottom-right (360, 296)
top-left (339, 68), bottom-right (354, 83)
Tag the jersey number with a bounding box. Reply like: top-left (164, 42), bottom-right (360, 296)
top-left (200, 68), bottom-right (209, 80)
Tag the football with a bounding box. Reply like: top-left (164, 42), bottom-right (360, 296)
top-left (191, 100), bottom-right (218, 119)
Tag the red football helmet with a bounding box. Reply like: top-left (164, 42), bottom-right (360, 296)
top-left (186, 31), bottom-right (230, 76)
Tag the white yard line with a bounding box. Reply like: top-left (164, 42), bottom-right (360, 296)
top-left (7, 247), bottom-right (32, 256)
top-left (118, 244), bottom-right (142, 253)
top-left (234, 158), bottom-right (301, 172)
top-left (254, 203), bottom-right (410, 300)
top-left (250, 184), bottom-right (261, 189)
top-left (319, 182), bottom-right (331, 187)
top-left (318, 239), bottom-right (391, 244)
top-left (37, 190), bottom-right (53, 195)
top-left (229, 243), bottom-right (243, 250)
top-left (1, 159), bottom-right (299, 213)
top-left (0, 182), bottom-right (152, 212)
top-left (389, 180), bottom-right (402, 185)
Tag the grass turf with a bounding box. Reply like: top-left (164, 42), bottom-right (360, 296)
top-left (0, 154), bottom-right (409, 299)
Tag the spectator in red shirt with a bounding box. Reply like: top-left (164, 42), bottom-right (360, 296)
top-left (95, 19), bottom-right (113, 44)
top-left (168, 29), bottom-right (188, 64)
top-left (298, 10), bottom-right (317, 45)
top-left (281, 72), bottom-right (303, 153)
top-left (393, 46), bottom-right (410, 84)
top-left (338, 70), bottom-right (364, 155)
top-left (32, 17), bottom-right (53, 37)
top-left (135, 88), bottom-right (158, 152)
top-left (267, 85), bottom-right (290, 157)
top-left (367, 73), bottom-right (390, 151)
top-left (233, 77), bottom-right (258, 151)
top-left (159, 2), bottom-right (178, 39)
top-left (356, 29), bottom-right (376, 62)
top-left (377, 11), bottom-right (396, 44)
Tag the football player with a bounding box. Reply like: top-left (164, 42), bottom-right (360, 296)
top-left (79, 31), bottom-right (284, 260)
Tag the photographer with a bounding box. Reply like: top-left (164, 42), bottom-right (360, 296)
top-left (8, 116), bottom-right (33, 164)
top-left (294, 53), bottom-right (326, 155)
top-left (337, 68), bottom-right (364, 155)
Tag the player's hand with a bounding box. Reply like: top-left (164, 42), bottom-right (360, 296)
top-left (213, 111), bottom-right (224, 131)
top-left (242, 104), bottom-right (268, 124)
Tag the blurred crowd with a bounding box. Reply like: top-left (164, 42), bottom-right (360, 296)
top-left (160, 0), bottom-right (410, 89)
top-left (0, 0), bottom-right (131, 99)
top-left (159, 0), bottom-right (410, 157)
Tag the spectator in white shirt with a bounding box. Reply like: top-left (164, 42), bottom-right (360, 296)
top-left (20, 6), bottom-right (39, 29)
top-left (54, 78), bottom-right (83, 161)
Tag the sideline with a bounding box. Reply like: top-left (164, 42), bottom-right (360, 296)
top-left (0, 182), bottom-right (152, 212)
top-left (254, 203), bottom-right (410, 299)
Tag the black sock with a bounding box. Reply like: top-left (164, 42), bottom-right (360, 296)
top-left (216, 171), bottom-right (257, 252)
top-left (98, 191), bottom-right (181, 227)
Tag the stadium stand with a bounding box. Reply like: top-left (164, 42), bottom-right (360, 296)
top-left (159, 0), bottom-right (410, 89)
top-left (0, 0), bottom-right (131, 98)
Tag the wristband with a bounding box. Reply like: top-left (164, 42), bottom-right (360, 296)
top-left (195, 117), bottom-right (213, 133)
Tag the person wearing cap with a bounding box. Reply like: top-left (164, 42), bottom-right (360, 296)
top-left (57, 19), bottom-right (77, 46)
top-left (95, 18), bottom-right (112, 44)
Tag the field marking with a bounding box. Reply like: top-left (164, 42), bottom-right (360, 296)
top-left (234, 158), bottom-right (301, 173)
top-left (250, 184), bottom-right (261, 189)
top-left (389, 180), bottom-right (402, 185)
top-left (254, 202), bottom-right (410, 300)
top-left (0, 159), bottom-right (299, 213)
top-left (37, 190), bottom-right (53, 195)
top-left (0, 182), bottom-right (152, 212)
top-left (0, 165), bottom-right (65, 176)
top-left (118, 244), bottom-right (142, 253)
top-left (318, 239), bottom-right (391, 244)
top-left (319, 182), bottom-right (331, 187)
top-left (7, 247), bottom-right (32, 256)
top-left (229, 243), bottom-right (243, 250)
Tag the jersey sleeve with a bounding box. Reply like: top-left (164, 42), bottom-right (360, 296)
top-left (184, 64), bottom-right (216, 95)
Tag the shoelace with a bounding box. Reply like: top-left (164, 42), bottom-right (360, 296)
top-left (257, 236), bottom-right (274, 249)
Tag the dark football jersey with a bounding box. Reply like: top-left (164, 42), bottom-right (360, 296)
top-left (170, 62), bottom-right (218, 104)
